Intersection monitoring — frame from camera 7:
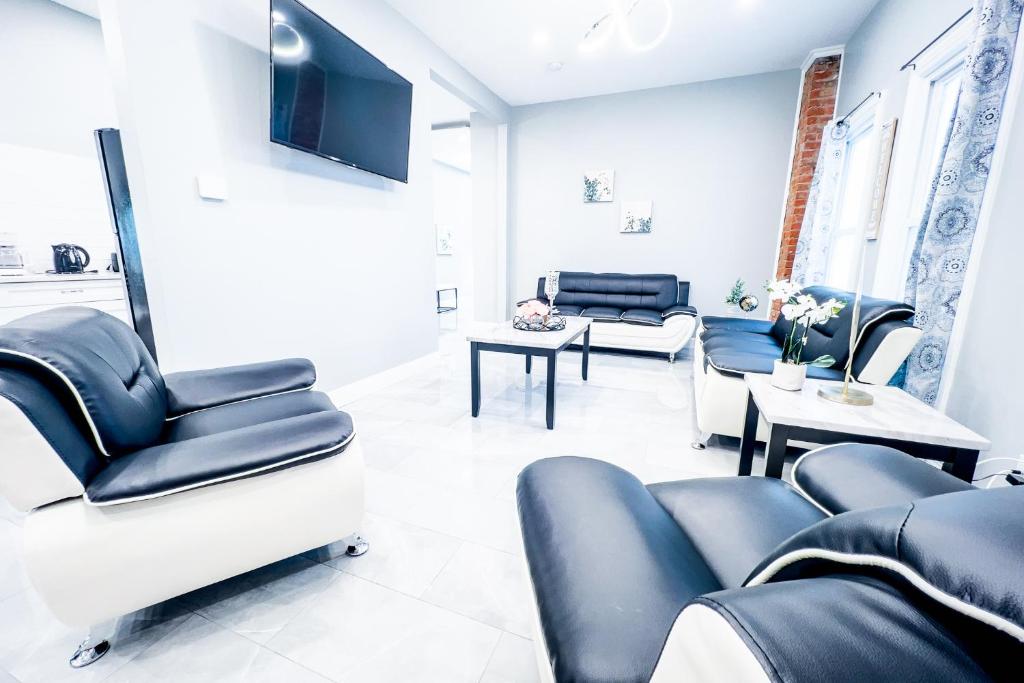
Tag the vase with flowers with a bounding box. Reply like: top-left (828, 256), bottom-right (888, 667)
top-left (765, 280), bottom-right (846, 391)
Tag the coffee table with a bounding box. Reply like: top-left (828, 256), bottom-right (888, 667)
top-left (739, 374), bottom-right (990, 481)
top-left (467, 317), bottom-right (591, 429)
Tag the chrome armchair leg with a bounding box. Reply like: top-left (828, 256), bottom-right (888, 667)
top-left (668, 352), bottom-right (676, 364)
top-left (345, 534), bottom-right (369, 557)
top-left (690, 431), bottom-right (711, 450)
top-left (69, 623), bottom-right (113, 669)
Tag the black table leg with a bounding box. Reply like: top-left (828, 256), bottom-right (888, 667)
top-left (470, 342), bottom-right (481, 418)
top-left (738, 391), bottom-right (758, 476)
top-left (545, 351), bottom-right (557, 430)
top-left (526, 354), bottom-right (532, 374)
top-left (950, 448), bottom-right (980, 482)
top-left (764, 424), bottom-right (790, 479)
top-left (582, 327), bottom-right (590, 381)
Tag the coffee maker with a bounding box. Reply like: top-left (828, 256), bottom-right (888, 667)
top-left (0, 234), bottom-right (25, 275)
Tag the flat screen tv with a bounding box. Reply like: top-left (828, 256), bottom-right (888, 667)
top-left (270, 0), bottom-right (413, 182)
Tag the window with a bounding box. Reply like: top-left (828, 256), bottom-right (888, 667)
top-left (825, 116), bottom-right (876, 290)
top-left (870, 23), bottom-right (970, 298)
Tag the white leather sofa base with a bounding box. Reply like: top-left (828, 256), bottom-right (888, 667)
top-left (574, 314), bottom-right (698, 356)
top-left (23, 441), bottom-right (365, 628)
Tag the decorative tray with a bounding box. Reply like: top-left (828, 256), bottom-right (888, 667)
top-left (513, 315), bottom-right (567, 332)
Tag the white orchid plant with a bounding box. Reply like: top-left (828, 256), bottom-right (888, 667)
top-left (766, 279), bottom-right (846, 367)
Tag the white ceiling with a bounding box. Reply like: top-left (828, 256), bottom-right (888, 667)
top-left (51, 0), bottom-right (99, 18)
top-left (385, 0), bottom-right (882, 106)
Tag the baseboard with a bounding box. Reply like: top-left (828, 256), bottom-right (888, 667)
top-left (328, 351), bottom-right (441, 406)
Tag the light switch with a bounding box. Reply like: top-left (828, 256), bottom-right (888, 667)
top-left (196, 174), bottom-right (228, 201)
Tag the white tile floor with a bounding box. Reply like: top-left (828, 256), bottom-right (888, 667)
top-left (0, 315), bottom-right (783, 682)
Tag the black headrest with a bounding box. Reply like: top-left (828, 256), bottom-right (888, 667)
top-left (0, 307), bottom-right (167, 457)
top-left (746, 487), bottom-right (1024, 644)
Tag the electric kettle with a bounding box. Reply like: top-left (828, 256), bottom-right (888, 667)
top-left (52, 244), bottom-right (91, 274)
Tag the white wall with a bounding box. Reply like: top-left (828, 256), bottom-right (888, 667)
top-left (508, 70), bottom-right (801, 316)
top-left (98, 0), bottom-right (508, 389)
top-left (0, 0), bottom-right (120, 272)
top-left (432, 127), bottom-right (472, 310)
top-left (836, 0), bottom-right (971, 293)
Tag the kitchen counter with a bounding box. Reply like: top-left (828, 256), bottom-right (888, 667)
top-left (0, 272), bottom-right (123, 285)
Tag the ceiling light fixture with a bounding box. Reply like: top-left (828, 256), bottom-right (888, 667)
top-left (533, 30), bottom-right (551, 47)
top-left (579, 0), bottom-right (673, 54)
top-left (547, 61), bottom-right (565, 72)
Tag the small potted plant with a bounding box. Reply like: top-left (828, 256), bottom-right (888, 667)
top-left (725, 278), bottom-right (745, 314)
top-left (766, 280), bottom-right (845, 391)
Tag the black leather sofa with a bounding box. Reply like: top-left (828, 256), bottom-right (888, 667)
top-left (695, 285), bottom-right (922, 440)
top-left (517, 446), bottom-right (1021, 682)
top-left (524, 272), bottom-right (698, 361)
top-left (0, 307), bottom-right (366, 666)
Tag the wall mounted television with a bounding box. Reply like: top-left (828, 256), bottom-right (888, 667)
top-left (270, 0), bottom-right (413, 183)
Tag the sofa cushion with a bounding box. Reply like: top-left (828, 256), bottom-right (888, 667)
top-left (704, 350), bottom-right (843, 380)
top-left (0, 307), bottom-right (167, 457)
top-left (621, 308), bottom-right (663, 326)
top-left (648, 477), bottom-right (826, 588)
top-left (662, 304), bottom-right (698, 319)
top-left (517, 457), bottom-right (721, 683)
top-left (700, 333), bottom-right (783, 355)
top-left (163, 358), bottom-right (316, 418)
top-left (163, 390), bottom-right (339, 444)
top-left (537, 272), bottom-right (679, 311)
top-left (581, 306), bottom-right (624, 322)
top-left (551, 304), bottom-right (584, 317)
top-left (86, 410), bottom-right (355, 505)
top-left (700, 316), bottom-right (775, 335)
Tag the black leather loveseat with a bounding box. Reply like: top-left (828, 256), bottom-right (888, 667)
top-left (524, 272), bottom-right (698, 361)
top-left (695, 285), bottom-right (922, 440)
top-left (517, 445), bottom-right (1021, 682)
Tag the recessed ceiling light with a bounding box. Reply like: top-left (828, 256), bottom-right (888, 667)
top-left (547, 61), bottom-right (564, 72)
top-left (533, 30), bottom-right (550, 47)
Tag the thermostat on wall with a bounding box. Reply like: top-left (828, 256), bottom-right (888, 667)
top-left (196, 174), bottom-right (228, 201)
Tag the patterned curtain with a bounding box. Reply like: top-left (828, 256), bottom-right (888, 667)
top-left (903, 0), bottom-right (1022, 404)
top-left (791, 121), bottom-right (849, 286)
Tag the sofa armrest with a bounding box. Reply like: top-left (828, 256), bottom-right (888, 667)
top-left (851, 319), bottom-right (922, 384)
top-left (664, 577), bottom-right (987, 682)
top-left (677, 281), bottom-right (690, 306)
top-left (85, 410), bottom-right (354, 505)
top-left (164, 358), bottom-right (316, 418)
top-left (662, 305), bottom-right (698, 320)
top-left (792, 443), bottom-right (973, 515)
top-left (699, 316), bottom-right (774, 335)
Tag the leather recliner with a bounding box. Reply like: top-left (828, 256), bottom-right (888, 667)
top-left (517, 446), bottom-right (1021, 682)
top-left (523, 272), bottom-right (698, 362)
top-left (694, 285), bottom-right (922, 440)
top-left (0, 307), bottom-right (366, 665)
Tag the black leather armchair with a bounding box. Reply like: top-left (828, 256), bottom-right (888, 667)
top-left (0, 307), bottom-right (367, 667)
top-left (517, 448), bottom-right (1021, 682)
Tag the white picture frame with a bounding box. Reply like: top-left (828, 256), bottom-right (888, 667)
top-left (620, 201), bottom-right (653, 233)
top-left (583, 169), bottom-right (614, 202)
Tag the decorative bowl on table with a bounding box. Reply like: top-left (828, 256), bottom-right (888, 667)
top-left (513, 299), bottom-right (566, 331)
top-left (513, 314), bottom-right (567, 332)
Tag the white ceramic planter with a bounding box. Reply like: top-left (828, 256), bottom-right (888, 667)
top-left (771, 359), bottom-right (807, 391)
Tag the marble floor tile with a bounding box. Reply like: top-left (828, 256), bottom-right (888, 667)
top-left (180, 555), bottom-right (340, 645)
top-left (421, 542), bottom-right (533, 638)
top-left (105, 614), bottom-right (330, 682)
top-left (319, 513), bottom-right (462, 597)
top-left (481, 632), bottom-right (541, 683)
top-left (267, 572), bottom-right (500, 682)
top-left (0, 590), bottom-right (191, 683)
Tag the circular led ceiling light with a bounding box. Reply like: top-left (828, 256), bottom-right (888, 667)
top-left (579, 0), bottom-right (673, 54)
top-left (272, 21), bottom-right (306, 60)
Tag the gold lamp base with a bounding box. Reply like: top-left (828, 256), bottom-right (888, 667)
top-left (817, 385), bottom-right (874, 406)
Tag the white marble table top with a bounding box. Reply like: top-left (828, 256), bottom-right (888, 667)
top-left (745, 374), bottom-right (990, 451)
top-left (466, 317), bottom-right (591, 350)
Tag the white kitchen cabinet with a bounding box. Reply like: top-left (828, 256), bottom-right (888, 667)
top-left (0, 273), bottom-right (129, 326)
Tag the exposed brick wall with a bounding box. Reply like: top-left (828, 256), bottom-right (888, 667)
top-left (773, 55), bottom-right (841, 316)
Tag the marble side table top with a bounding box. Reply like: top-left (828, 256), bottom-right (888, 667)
top-left (745, 374), bottom-right (990, 451)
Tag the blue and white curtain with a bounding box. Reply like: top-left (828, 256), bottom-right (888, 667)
top-left (903, 0), bottom-right (1022, 404)
top-left (791, 121), bottom-right (849, 286)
